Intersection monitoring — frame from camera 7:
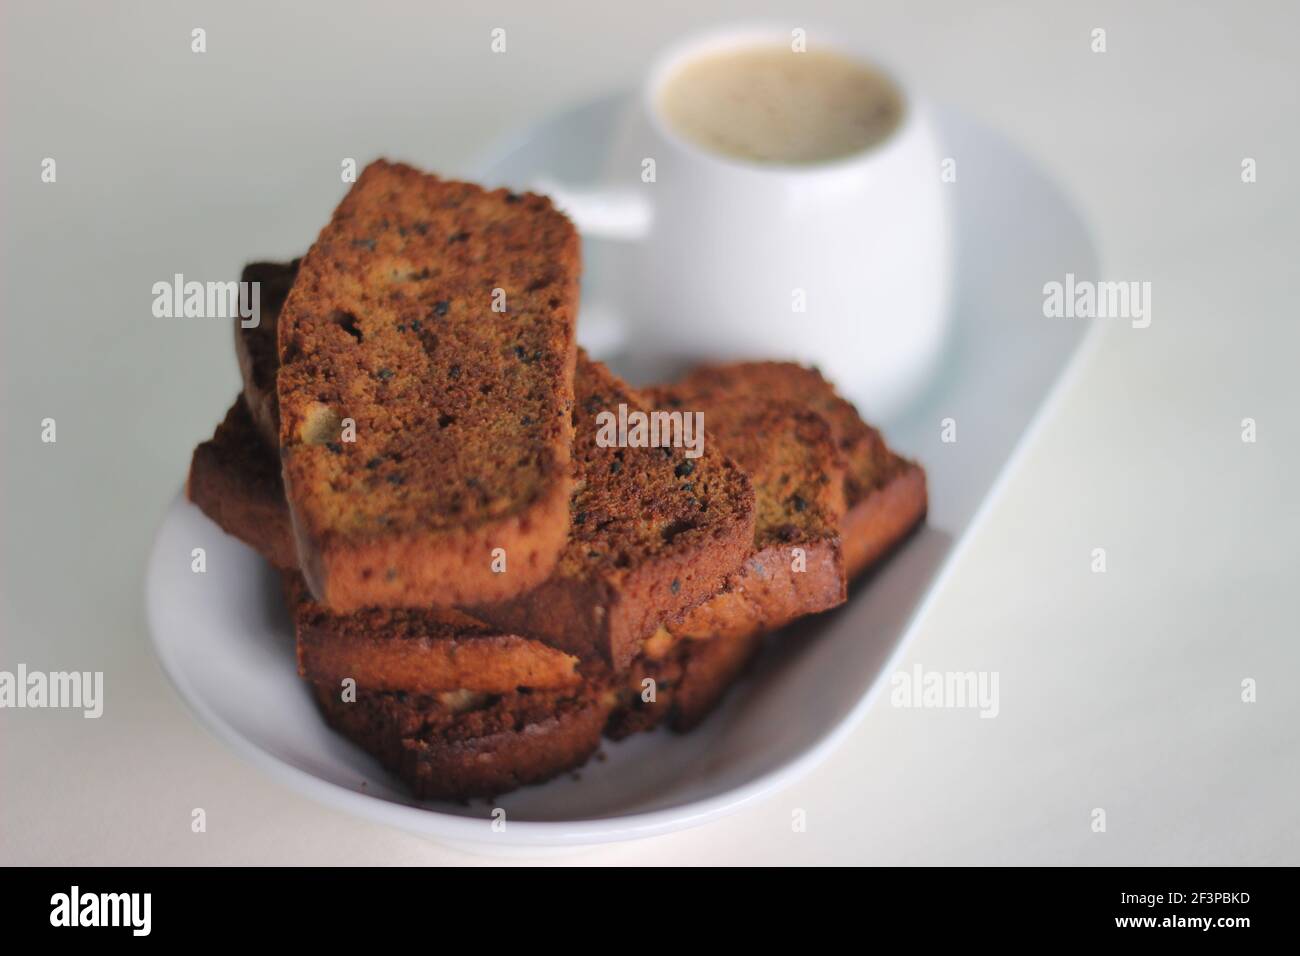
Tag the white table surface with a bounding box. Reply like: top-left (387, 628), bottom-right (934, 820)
top-left (3, 0), bottom-right (1297, 866)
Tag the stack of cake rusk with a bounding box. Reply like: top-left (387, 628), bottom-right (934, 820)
top-left (187, 160), bottom-right (927, 800)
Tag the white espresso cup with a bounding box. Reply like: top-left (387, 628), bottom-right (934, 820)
top-left (540, 25), bottom-right (952, 418)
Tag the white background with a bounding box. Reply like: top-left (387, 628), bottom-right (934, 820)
top-left (2, 0), bottom-right (1297, 865)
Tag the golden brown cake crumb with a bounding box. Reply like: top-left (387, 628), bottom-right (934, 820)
top-left (277, 160), bottom-right (579, 611)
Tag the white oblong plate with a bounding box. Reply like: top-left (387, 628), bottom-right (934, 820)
top-left (146, 96), bottom-right (1098, 848)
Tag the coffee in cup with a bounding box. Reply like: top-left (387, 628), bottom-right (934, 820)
top-left (657, 45), bottom-right (904, 165)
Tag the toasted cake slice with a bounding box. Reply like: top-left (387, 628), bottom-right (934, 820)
top-left (187, 396), bottom-right (298, 570)
top-left (667, 362), bottom-right (927, 579)
top-left (467, 355), bottom-right (756, 670)
top-left (277, 160), bottom-right (580, 612)
top-left (186, 396), bottom-right (582, 694)
top-left (235, 259), bottom-right (297, 449)
top-left (312, 682), bottom-right (615, 800)
top-left (643, 386), bottom-right (849, 641)
top-left (284, 572), bottom-right (580, 695)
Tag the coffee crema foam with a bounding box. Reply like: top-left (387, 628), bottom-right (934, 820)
top-left (658, 46), bottom-right (903, 164)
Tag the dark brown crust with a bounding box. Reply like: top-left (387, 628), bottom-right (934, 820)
top-left (313, 683), bottom-right (614, 800)
top-left (277, 160), bottom-right (579, 612)
top-left (670, 362), bottom-right (927, 581)
top-left (468, 356), bottom-right (756, 670)
top-left (186, 397), bottom-right (298, 569)
top-left (234, 259), bottom-right (297, 449)
top-left (186, 396), bottom-right (297, 566)
top-left (285, 572), bottom-right (581, 694)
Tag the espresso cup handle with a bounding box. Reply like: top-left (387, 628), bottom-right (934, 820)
top-left (533, 178), bottom-right (654, 241)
